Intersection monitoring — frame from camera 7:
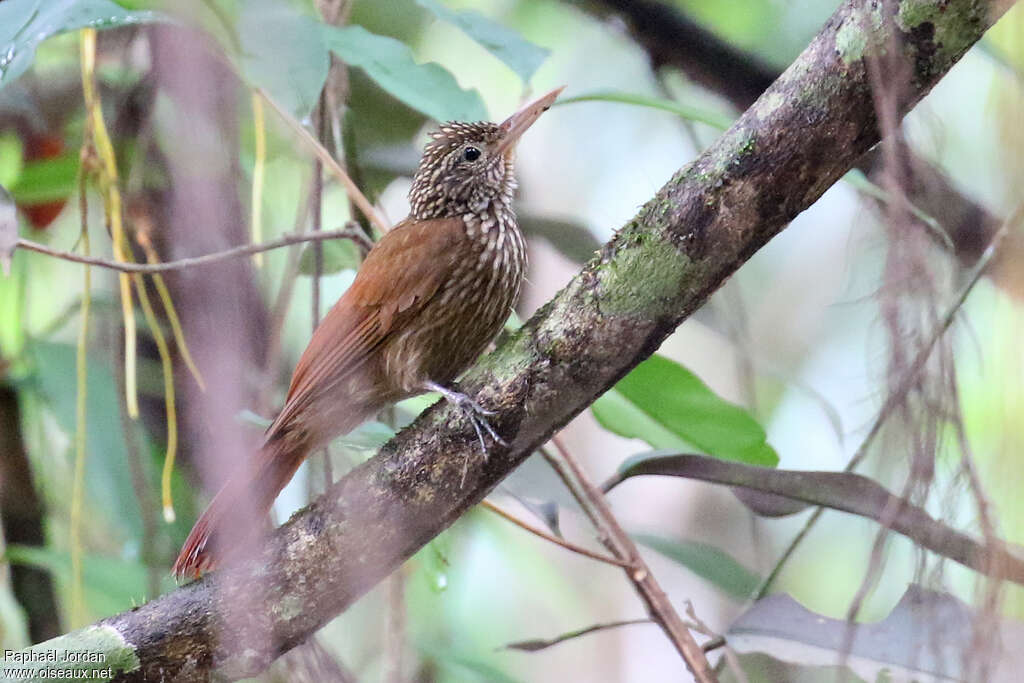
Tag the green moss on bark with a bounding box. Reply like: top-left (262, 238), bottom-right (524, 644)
top-left (13, 625), bottom-right (140, 682)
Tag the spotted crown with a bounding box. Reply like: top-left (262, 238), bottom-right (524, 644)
top-left (409, 121), bottom-right (517, 220)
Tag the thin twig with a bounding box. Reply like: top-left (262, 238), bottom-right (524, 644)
top-left (546, 437), bottom-right (718, 682)
top-left (503, 618), bottom-right (653, 652)
top-left (257, 88), bottom-right (388, 234)
top-left (16, 227), bottom-right (370, 274)
top-left (754, 206), bottom-right (1022, 599)
top-left (684, 602), bottom-right (748, 683)
top-left (311, 90), bottom-right (332, 492)
top-left (479, 499), bottom-right (633, 568)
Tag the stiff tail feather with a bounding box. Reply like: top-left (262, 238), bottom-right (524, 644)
top-left (172, 433), bottom-right (310, 579)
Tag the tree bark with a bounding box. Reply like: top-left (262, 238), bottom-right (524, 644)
top-left (20, 1), bottom-right (1016, 680)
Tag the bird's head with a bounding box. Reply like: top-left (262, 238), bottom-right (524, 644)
top-left (409, 87), bottom-right (563, 220)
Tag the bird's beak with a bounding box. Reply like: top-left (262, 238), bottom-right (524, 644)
top-left (495, 86), bottom-right (565, 157)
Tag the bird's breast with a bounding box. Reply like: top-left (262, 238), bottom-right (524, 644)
top-left (385, 211), bottom-right (526, 393)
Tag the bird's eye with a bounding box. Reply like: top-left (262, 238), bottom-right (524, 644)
top-left (462, 146), bottom-right (482, 162)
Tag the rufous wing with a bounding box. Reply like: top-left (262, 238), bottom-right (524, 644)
top-left (267, 217), bottom-right (464, 441)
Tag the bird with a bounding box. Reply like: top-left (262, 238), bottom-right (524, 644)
top-left (172, 87), bottom-right (564, 579)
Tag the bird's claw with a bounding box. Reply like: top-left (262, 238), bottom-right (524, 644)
top-left (424, 381), bottom-right (507, 456)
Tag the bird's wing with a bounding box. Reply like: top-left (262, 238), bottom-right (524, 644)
top-left (267, 217), bottom-right (464, 437)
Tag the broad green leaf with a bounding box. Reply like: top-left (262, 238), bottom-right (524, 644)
top-left (0, 0), bottom-right (164, 90)
top-left (8, 153), bottom-right (79, 204)
top-left (558, 91), bottom-right (734, 130)
top-left (415, 0), bottom-right (548, 83)
top-left (592, 354), bottom-right (779, 466)
top-left (322, 24), bottom-right (487, 123)
top-left (298, 238), bottom-right (360, 276)
top-left (4, 545), bottom-right (167, 618)
top-left (592, 388), bottom-right (690, 451)
top-left (634, 533), bottom-right (760, 600)
top-left (30, 341), bottom-right (142, 540)
top-left (236, 0), bottom-right (328, 119)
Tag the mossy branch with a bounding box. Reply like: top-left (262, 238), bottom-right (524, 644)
top-left (20, 1), bottom-right (1013, 680)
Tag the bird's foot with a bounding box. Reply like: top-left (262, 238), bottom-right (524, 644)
top-left (424, 381), bottom-right (507, 483)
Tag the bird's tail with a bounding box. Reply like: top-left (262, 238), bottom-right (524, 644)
top-left (172, 432), bottom-right (311, 580)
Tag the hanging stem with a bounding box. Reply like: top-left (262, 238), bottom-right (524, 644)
top-left (80, 28), bottom-right (138, 418)
top-left (69, 152), bottom-right (92, 628)
top-left (131, 274), bottom-right (178, 523)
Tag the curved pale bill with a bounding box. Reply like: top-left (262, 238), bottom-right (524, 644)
top-left (495, 86), bottom-right (565, 156)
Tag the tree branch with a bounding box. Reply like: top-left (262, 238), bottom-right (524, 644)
top-left (479, 499), bottom-right (634, 569)
top-left (570, 0), bottom-right (1012, 277)
top-left (545, 438), bottom-right (717, 681)
top-left (22, 1), bottom-right (1014, 680)
top-left (14, 225), bottom-right (372, 274)
top-left (567, 0), bottom-right (778, 109)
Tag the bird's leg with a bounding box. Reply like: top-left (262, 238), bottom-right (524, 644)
top-left (423, 381), bottom-right (508, 455)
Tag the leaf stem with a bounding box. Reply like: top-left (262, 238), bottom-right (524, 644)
top-left (479, 499), bottom-right (633, 568)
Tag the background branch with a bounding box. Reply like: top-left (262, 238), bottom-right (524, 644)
top-left (569, 0), bottom-right (1012, 279)
top-left (545, 437), bottom-right (717, 681)
top-left (22, 1), bottom-right (1013, 680)
top-left (14, 226), bottom-right (371, 274)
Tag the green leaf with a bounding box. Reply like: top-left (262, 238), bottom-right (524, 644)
top-left (9, 153), bottom-right (80, 204)
top-left (236, 0), bottom-right (328, 118)
top-left (593, 356), bottom-right (774, 466)
top-left (0, 0), bottom-right (165, 91)
top-left (4, 545), bottom-right (165, 618)
top-left (297, 238), bottom-right (360, 276)
top-left (592, 354), bottom-right (779, 466)
top-left (30, 341), bottom-right (142, 540)
top-left (558, 91), bottom-right (734, 130)
top-left (415, 0), bottom-right (548, 84)
top-left (633, 533), bottom-right (760, 600)
top-left (322, 24), bottom-right (487, 122)
top-left (592, 388), bottom-right (690, 451)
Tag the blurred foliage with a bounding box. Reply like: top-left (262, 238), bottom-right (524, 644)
top-left (633, 533), bottom-right (761, 600)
